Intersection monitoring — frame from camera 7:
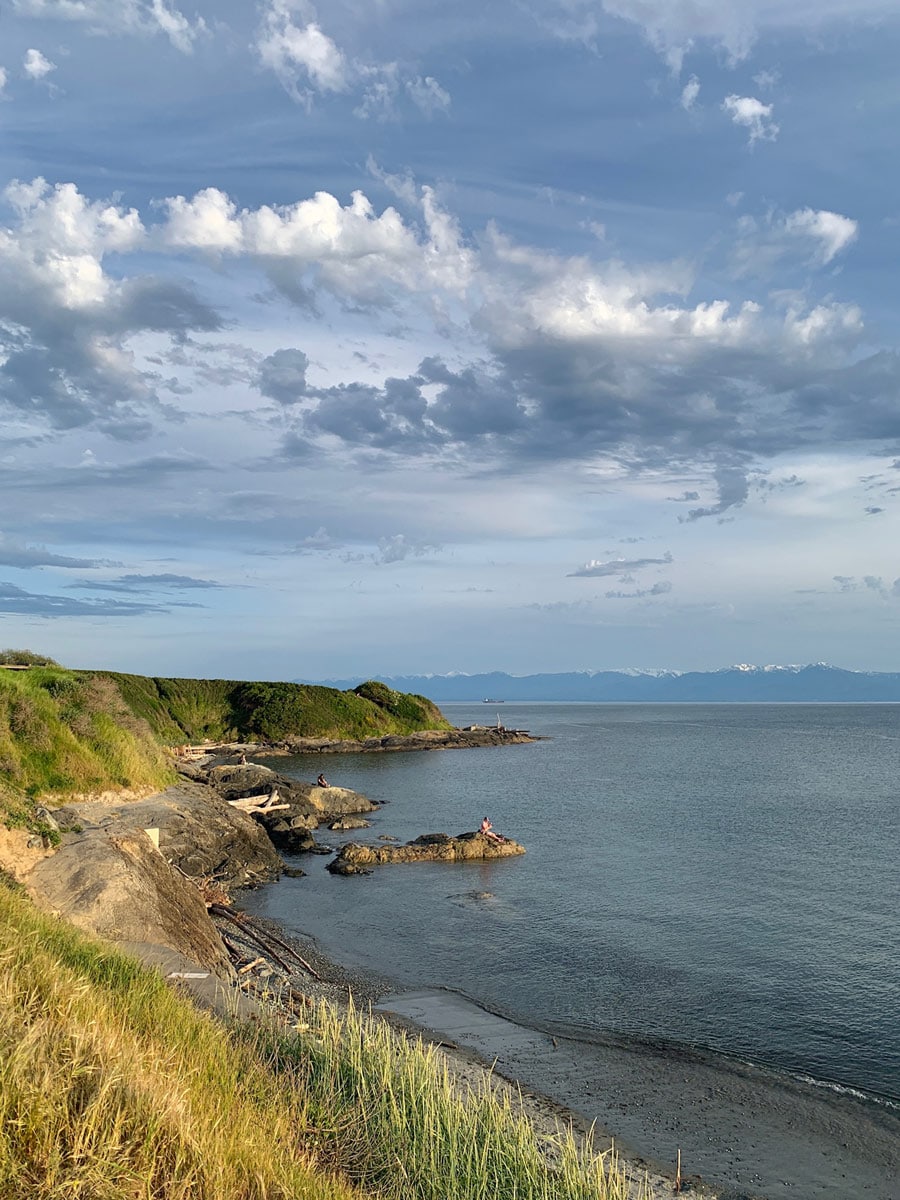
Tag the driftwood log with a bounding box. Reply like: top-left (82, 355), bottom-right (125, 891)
top-left (226, 789), bottom-right (289, 815)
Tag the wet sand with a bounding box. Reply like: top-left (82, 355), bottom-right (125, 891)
top-left (376, 988), bottom-right (900, 1200)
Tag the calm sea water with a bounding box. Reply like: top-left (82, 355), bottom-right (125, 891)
top-left (246, 704), bottom-right (900, 1104)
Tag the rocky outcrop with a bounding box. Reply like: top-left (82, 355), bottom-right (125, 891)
top-left (199, 765), bottom-right (377, 825)
top-left (50, 781), bottom-right (283, 889)
top-left (206, 763), bottom-right (280, 800)
top-left (327, 831), bottom-right (526, 876)
top-left (280, 727), bottom-right (536, 754)
top-left (329, 816), bottom-right (371, 831)
top-left (187, 761), bottom-right (378, 855)
top-left (26, 826), bottom-right (233, 976)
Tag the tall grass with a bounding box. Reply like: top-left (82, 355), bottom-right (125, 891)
top-left (0, 669), bottom-right (174, 801)
top-left (0, 884), bottom-right (646, 1200)
top-left (259, 998), bottom-right (646, 1200)
top-left (0, 883), bottom-right (354, 1200)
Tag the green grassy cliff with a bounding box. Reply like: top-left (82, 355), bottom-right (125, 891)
top-left (0, 654), bottom-right (451, 816)
top-left (97, 671), bottom-right (451, 744)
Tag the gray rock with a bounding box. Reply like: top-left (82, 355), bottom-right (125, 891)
top-left (26, 827), bottom-right (233, 977)
top-left (207, 763), bottom-right (278, 802)
top-left (327, 831), bottom-right (526, 875)
top-left (32, 806), bottom-right (60, 832)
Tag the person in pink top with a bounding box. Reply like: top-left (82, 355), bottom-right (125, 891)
top-left (480, 816), bottom-right (504, 843)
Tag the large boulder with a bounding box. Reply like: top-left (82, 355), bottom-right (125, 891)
top-left (48, 781), bottom-right (283, 889)
top-left (327, 831), bottom-right (526, 876)
top-left (307, 784), bottom-right (379, 817)
top-left (26, 828), bottom-right (233, 976)
top-left (206, 763), bottom-right (279, 801)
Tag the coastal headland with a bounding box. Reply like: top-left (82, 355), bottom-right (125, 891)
top-left (2, 657), bottom-right (897, 1200)
top-left (2, 657), bottom-right (672, 1200)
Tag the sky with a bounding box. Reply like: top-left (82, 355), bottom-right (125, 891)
top-left (2, 0), bottom-right (900, 679)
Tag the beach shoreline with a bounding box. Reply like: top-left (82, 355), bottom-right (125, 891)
top-left (237, 896), bottom-right (900, 1200)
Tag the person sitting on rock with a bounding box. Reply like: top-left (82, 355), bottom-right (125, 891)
top-left (480, 816), bottom-right (504, 844)
top-left (317, 773), bottom-right (329, 788)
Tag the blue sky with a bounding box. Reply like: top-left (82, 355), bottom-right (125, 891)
top-left (2, 0), bottom-right (900, 678)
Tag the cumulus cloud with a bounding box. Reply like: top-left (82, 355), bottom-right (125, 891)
top-left (162, 184), bottom-right (474, 305)
top-left (146, 0), bottom-right (206, 53)
top-left (722, 94), bottom-right (778, 144)
top-left (0, 68), bottom-right (8, 93)
top-left (258, 348), bottom-right (309, 404)
top-left (13, 0), bottom-right (206, 53)
top-left (0, 178), bottom-right (220, 435)
top-left (256, 2), bottom-right (349, 101)
top-left (568, 552), bottom-right (673, 578)
top-left (3, 175), bottom-right (896, 508)
top-left (23, 48), bottom-right (56, 79)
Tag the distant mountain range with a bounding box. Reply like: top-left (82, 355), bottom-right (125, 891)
top-left (299, 664), bottom-right (900, 703)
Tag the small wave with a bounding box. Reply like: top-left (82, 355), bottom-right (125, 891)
top-left (791, 1072), bottom-right (900, 1111)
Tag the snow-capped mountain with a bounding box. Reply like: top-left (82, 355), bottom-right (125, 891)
top-left (297, 663), bottom-right (900, 702)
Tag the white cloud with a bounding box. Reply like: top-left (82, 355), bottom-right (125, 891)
top-left (406, 75), bottom-right (451, 116)
top-left (547, 0), bottom-right (899, 71)
top-left (733, 207), bottom-right (859, 275)
top-left (680, 74), bottom-right (700, 110)
top-left (5, 177), bottom-right (144, 260)
top-left (253, 0), bottom-right (450, 118)
top-left (0, 176), bottom-right (884, 504)
top-left (256, 3), bottom-right (349, 101)
top-left (0, 68), bottom-right (7, 92)
top-left (146, 0), bottom-right (205, 53)
top-left (23, 48), bottom-right (56, 79)
top-left (0, 179), bottom-right (217, 435)
top-left (782, 208), bottom-right (859, 264)
top-left (722, 94), bottom-right (778, 144)
top-left (603, 0), bottom-right (753, 70)
top-left (13, 0), bottom-right (206, 53)
top-left (162, 184), bottom-right (475, 301)
top-left (753, 67), bottom-right (779, 90)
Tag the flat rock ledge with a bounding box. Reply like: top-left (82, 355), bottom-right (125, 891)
top-left (327, 831), bottom-right (526, 876)
top-left (280, 727), bottom-right (536, 754)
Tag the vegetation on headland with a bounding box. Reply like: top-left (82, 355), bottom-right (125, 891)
top-left (98, 671), bottom-right (451, 744)
top-left (0, 882), bottom-right (641, 1200)
top-left (0, 650), bottom-right (449, 810)
top-left (0, 664), bottom-right (175, 809)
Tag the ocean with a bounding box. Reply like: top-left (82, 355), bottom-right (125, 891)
top-left (245, 703), bottom-right (899, 1108)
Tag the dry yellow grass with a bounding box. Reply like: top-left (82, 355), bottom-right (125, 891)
top-left (0, 883), bottom-right (645, 1200)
